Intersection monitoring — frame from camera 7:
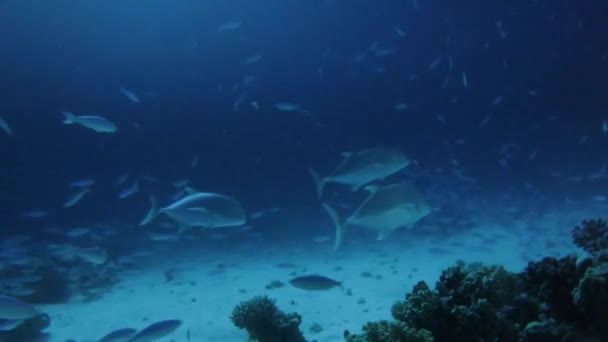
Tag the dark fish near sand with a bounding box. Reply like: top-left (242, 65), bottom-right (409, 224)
top-left (97, 327), bottom-right (137, 342)
top-left (128, 319), bottom-right (182, 342)
top-left (289, 275), bottom-right (342, 291)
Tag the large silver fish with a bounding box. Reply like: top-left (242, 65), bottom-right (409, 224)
top-left (158, 192), bottom-right (246, 229)
top-left (323, 183), bottom-right (431, 250)
top-left (62, 112), bottom-right (118, 133)
top-left (309, 147), bottom-right (410, 198)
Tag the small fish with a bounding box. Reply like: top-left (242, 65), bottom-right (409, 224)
top-left (393, 103), bottom-right (409, 111)
top-left (191, 155), bottom-right (199, 168)
top-left (20, 210), bottom-right (48, 219)
top-left (139, 196), bottom-right (157, 226)
top-left (393, 26), bottom-right (406, 37)
top-left (0, 117), bottom-right (13, 136)
top-left (64, 188), bottom-right (91, 208)
top-left (66, 227), bottom-right (90, 237)
top-left (218, 21), bottom-right (241, 32)
top-left (118, 180), bottom-right (139, 199)
top-left (70, 178), bottom-right (95, 188)
top-left (129, 319), bottom-right (182, 342)
top-left (462, 72), bottom-right (468, 88)
top-left (120, 87), bottom-right (140, 103)
top-left (428, 57), bottom-right (442, 70)
top-left (97, 327), bottom-right (137, 342)
top-left (244, 54), bottom-right (262, 64)
top-left (62, 112), bottom-right (117, 133)
top-left (0, 295), bottom-right (37, 320)
top-left (274, 102), bottom-right (312, 116)
top-left (289, 275), bottom-right (342, 291)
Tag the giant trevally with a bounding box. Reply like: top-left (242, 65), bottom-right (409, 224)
top-left (62, 112), bottom-right (118, 133)
top-left (323, 182), bottom-right (431, 250)
top-left (128, 319), bottom-right (182, 342)
top-left (157, 192), bottom-right (246, 229)
top-left (309, 147), bottom-right (410, 198)
top-left (0, 295), bottom-right (37, 320)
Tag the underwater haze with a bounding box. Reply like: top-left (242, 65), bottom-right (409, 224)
top-left (1, 0), bottom-right (608, 341)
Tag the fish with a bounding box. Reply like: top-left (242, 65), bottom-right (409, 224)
top-left (0, 295), bottom-right (37, 320)
top-left (218, 21), bottom-right (241, 32)
top-left (158, 192), bottom-right (246, 229)
top-left (118, 180), bottom-right (139, 199)
top-left (97, 327), bottom-right (137, 342)
top-left (244, 54), bottom-right (262, 64)
top-left (289, 275), bottom-right (342, 291)
top-left (66, 227), bottom-right (90, 237)
top-left (62, 112), bottom-right (118, 133)
top-left (63, 188), bottom-right (91, 208)
top-left (20, 210), bottom-right (48, 219)
top-left (323, 183), bottom-right (432, 250)
top-left (274, 102), bottom-right (312, 115)
top-left (128, 319), bottom-right (182, 342)
top-left (0, 117), bottom-right (13, 136)
top-left (139, 195), bottom-right (157, 226)
top-left (70, 178), bottom-right (95, 188)
top-left (120, 87), bottom-right (140, 103)
top-left (309, 147), bottom-right (410, 198)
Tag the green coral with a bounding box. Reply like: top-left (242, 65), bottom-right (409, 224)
top-left (230, 295), bottom-right (306, 342)
top-left (344, 321), bottom-right (433, 342)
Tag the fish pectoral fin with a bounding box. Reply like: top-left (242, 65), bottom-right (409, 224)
top-left (308, 167), bottom-right (325, 198)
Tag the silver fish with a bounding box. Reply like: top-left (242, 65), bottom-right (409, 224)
top-left (0, 117), bottom-right (13, 136)
top-left (158, 192), bottom-right (246, 229)
top-left (218, 21), bottom-right (241, 32)
top-left (274, 102), bottom-right (312, 115)
top-left (309, 146), bottom-right (410, 198)
top-left (120, 87), bottom-right (140, 103)
top-left (323, 183), bottom-right (431, 250)
top-left (63, 188), bottom-right (91, 208)
top-left (139, 195), bottom-right (157, 226)
top-left (62, 112), bottom-right (117, 133)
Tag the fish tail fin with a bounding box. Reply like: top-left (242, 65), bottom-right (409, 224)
top-left (308, 167), bottom-right (325, 198)
top-left (321, 202), bottom-right (345, 251)
top-left (62, 112), bottom-right (76, 124)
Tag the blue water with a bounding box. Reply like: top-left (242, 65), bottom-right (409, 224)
top-left (1, 0), bottom-right (607, 340)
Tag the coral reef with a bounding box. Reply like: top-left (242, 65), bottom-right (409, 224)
top-left (344, 321), bottom-right (433, 342)
top-left (572, 219), bottom-right (608, 255)
top-left (341, 219), bottom-right (608, 342)
top-left (231, 295), bottom-right (306, 342)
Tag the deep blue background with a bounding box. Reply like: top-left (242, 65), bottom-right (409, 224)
top-left (1, 0), bottom-right (607, 233)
